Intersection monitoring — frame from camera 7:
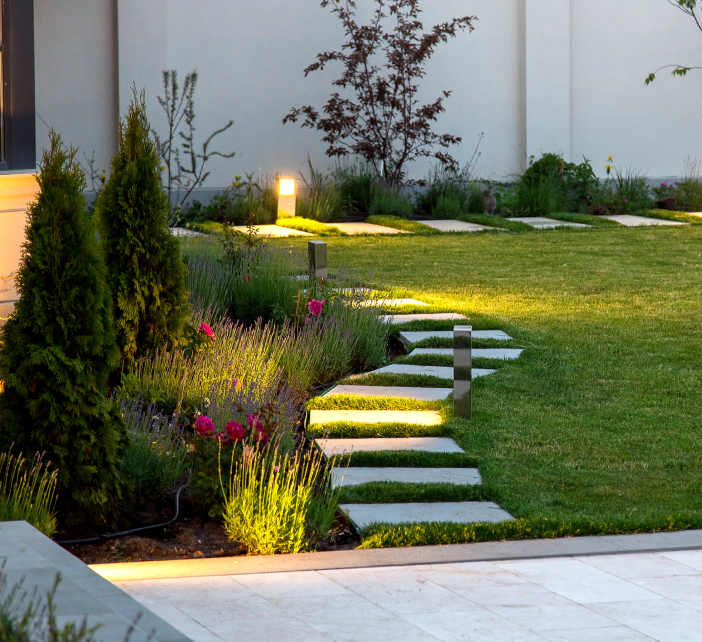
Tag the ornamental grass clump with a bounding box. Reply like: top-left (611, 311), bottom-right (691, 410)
top-left (95, 89), bottom-right (189, 362)
top-left (0, 132), bottom-right (126, 527)
top-left (220, 446), bottom-right (339, 554)
top-left (0, 452), bottom-right (58, 538)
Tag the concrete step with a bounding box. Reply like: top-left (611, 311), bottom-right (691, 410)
top-left (331, 467), bottom-right (482, 488)
top-left (324, 385), bottom-right (452, 401)
top-left (315, 437), bottom-right (464, 457)
top-left (382, 313), bottom-right (468, 324)
top-left (369, 364), bottom-right (496, 379)
top-left (308, 409), bottom-right (442, 426)
top-left (400, 330), bottom-right (513, 346)
top-left (409, 348), bottom-right (523, 360)
top-left (340, 502), bottom-right (514, 530)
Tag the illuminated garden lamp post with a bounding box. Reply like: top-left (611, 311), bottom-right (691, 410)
top-left (278, 178), bottom-right (296, 218)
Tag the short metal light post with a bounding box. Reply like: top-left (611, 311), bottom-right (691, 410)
top-left (453, 325), bottom-right (472, 419)
top-left (308, 240), bottom-right (328, 282)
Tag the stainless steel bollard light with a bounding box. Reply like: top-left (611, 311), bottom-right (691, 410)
top-left (453, 325), bottom-right (472, 419)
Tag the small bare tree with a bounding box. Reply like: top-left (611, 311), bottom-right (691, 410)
top-left (284, 0), bottom-right (476, 186)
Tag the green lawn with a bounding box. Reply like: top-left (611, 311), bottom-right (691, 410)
top-left (292, 224), bottom-right (702, 545)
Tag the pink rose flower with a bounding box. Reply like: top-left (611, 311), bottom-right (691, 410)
top-left (255, 428), bottom-right (270, 445)
top-left (247, 414), bottom-right (263, 431)
top-left (194, 415), bottom-right (215, 437)
top-left (308, 299), bottom-right (326, 316)
top-left (225, 420), bottom-right (246, 441)
top-left (199, 322), bottom-right (215, 338)
top-left (213, 431), bottom-right (230, 444)
top-left (273, 465), bottom-right (280, 473)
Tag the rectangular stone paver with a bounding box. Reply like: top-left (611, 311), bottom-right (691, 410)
top-left (324, 385), bottom-right (453, 401)
top-left (315, 437), bottom-right (464, 457)
top-left (358, 298), bottom-right (429, 308)
top-left (603, 214), bottom-right (687, 227)
top-left (400, 330), bottom-right (513, 345)
top-left (370, 364), bottom-right (496, 379)
top-left (229, 224), bottom-right (313, 237)
top-left (507, 217), bottom-right (589, 229)
top-left (308, 409), bottom-right (442, 426)
top-left (416, 220), bottom-right (494, 232)
top-left (382, 313), bottom-right (468, 324)
top-left (340, 502), bottom-right (514, 529)
top-left (410, 348), bottom-right (523, 360)
top-left (331, 467), bottom-right (482, 488)
top-left (326, 222), bottom-right (410, 235)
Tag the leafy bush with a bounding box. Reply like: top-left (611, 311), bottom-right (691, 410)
top-left (297, 158), bottom-right (343, 222)
top-left (95, 89), bottom-right (189, 361)
top-left (415, 165), bottom-right (470, 217)
top-left (675, 158), bottom-right (702, 210)
top-left (0, 132), bottom-right (126, 527)
top-left (221, 446), bottom-right (339, 554)
top-left (0, 452), bottom-right (57, 537)
top-left (369, 183), bottom-right (414, 218)
top-left (333, 157), bottom-right (379, 213)
top-left (120, 399), bottom-right (189, 502)
top-left (517, 172), bottom-right (569, 216)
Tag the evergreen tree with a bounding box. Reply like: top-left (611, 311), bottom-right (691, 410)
top-left (95, 89), bottom-right (189, 361)
top-left (0, 132), bottom-right (126, 527)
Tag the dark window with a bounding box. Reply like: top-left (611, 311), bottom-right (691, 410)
top-left (0, 0), bottom-right (35, 170)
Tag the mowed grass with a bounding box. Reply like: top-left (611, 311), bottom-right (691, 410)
top-left (289, 224), bottom-right (702, 543)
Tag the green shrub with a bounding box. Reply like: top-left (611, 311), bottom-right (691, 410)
top-left (0, 452), bottom-right (57, 537)
top-left (0, 132), bottom-right (126, 527)
top-left (517, 172), bottom-right (569, 215)
top-left (297, 158), bottom-right (344, 222)
top-left (120, 400), bottom-right (189, 502)
top-left (674, 158), bottom-right (702, 210)
top-left (333, 157), bottom-right (378, 213)
top-left (415, 165), bottom-right (472, 217)
top-left (369, 183), bottom-right (414, 218)
top-left (221, 446), bottom-right (338, 554)
top-left (95, 89), bottom-right (189, 361)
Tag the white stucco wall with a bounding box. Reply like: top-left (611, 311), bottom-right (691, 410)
top-left (33, 0), bottom-right (702, 187)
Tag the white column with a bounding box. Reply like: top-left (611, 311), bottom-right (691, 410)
top-left (524, 0), bottom-right (572, 162)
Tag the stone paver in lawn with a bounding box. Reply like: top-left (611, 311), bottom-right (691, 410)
top-left (324, 385), bottom-right (453, 401)
top-left (382, 312), bottom-right (468, 323)
top-left (228, 224), bottom-right (313, 237)
top-left (341, 502), bottom-right (514, 529)
top-left (409, 347), bottom-right (523, 360)
top-left (370, 364), bottom-right (496, 379)
top-left (332, 467), bottom-right (482, 488)
top-left (358, 298), bottom-right (429, 308)
top-left (172, 227), bottom-right (206, 237)
top-left (315, 437), bottom-right (464, 457)
top-left (603, 214), bottom-right (688, 227)
top-left (415, 219), bottom-right (495, 232)
top-left (507, 217), bottom-right (590, 229)
top-left (400, 329), bottom-right (513, 345)
top-left (326, 222), bottom-right (410, 235)
top-left (308, 409), bottom-right (443, 426)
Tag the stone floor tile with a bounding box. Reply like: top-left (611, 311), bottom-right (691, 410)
top-left (400, 330), bottom-right (513, 345)
top-left (232, 570), bottom-right (354, 600)
top-left (630, 573), bottom-right (702, 601)
top-left (308, 409), bottom-right (443, 426)
top-left (410, 348), bottom-right (523, 360)
top-left (340, 502), bottom-right (514, 530)
top-left (331, 467), bottom-right (482, 488)
top-left (324, 385), bottom-right (453, 401)
top-left (415, 220), bottom-right (495, 232)
top-left (577, 552), bottom-right (700, 579)
top-left (415, 562), bottom-right (534, 590)
top-left (315, 437), bottom-right (464, 457)
top-left (659, 549), bottom-right (702, 571)
top-left (603, 214), bottom-right (687, 227)
top-left (507, 217), bottom-right (589, 229)
top-left (326, 222), bottom-right (410, 234)
top-left (454, 582), bottom-right (573, 608)
top-left (540, 626), bottom-right (657, 641)
top-left (370, 364), bottom-right (495, 379)
top-left (484, 603), bottom-right (617, 632)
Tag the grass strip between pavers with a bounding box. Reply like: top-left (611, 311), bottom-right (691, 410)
top-left (307, 421), bottom-right (448, 439)
top-left (306, 394), bottom-right (443, 411)
top-left (546, 212), bottom-right (622, 228)
top-left (338, 482), bottom-right (498, 504)
top-left (357, 515), bottom-right (702, 549)
top-left (330, 451), bottom-right (478, 468)
top-left (275, 217), bottom-right (348, 236)
top-left (405, 337), bottom-right (522, 349)
top-left (458, 215), bottom-right (533, 232)
top-left (366, 215), bottom-right (442, 235)
top-left (393, 354), bottom-right (513, 370)
top-left (644, 209), bottom-right (702, 225)
top-left (340, 372), bottom-right (453, 388)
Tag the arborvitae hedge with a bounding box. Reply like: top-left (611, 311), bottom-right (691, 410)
top-left (95, 90), bottom-right (188, 362)
top-left (0, 132), bottom-right (126, 527)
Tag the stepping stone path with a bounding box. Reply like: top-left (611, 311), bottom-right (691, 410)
top-left (326, 222), bottom-right (410, 235)
top-left (313, 295), bottom-right (516, 531)
top-left (603, 214), bottom-right (687, 227)
top-left (325, 385), bottom-right (453, 401)
top-left (382, 312), bottom-right (468, 324)
top-left (228, 224), bottom-right (313, 237)
top-left (416, 220), bottom-right (495, 233)
top-left (410, 347), bottom-right (523, 360)
top-left (400, 329), bottom-right (513, 347)
top-left (358, 298), bottom-right (429, 308)
top-left (332, 467), bottom-right (483, 488)
top-left (369, 364), bottom-right (496, 379)
top-left (507, 217), bottom-right (589, 229)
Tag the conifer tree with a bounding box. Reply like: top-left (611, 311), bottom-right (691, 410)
top-left (0, 132), bottom-right (126, 527)
top-left (95, 89), bottom-right (189, 361)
